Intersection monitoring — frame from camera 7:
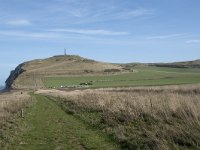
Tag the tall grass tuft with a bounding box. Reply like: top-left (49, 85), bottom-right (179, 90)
top-left (38, 84), bottom-right (200, 149)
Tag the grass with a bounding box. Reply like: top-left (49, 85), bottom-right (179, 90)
top-left (0, 91), bottom-right (30, 123)
top-left (43, 67), bottom-right (200, 88)
top-left (0, 91), bottom-right (31, 147)
top-left (3, 94), bottom-right (120, 150)
top-left (139, 66), bottom-right (200, 73)
top-left (37, 85), bottom-right (200, 149)
top-left (3, 57), bottom-right (200, 149)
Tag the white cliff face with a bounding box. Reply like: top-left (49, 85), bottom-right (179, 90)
top-left (5, 63), bottom-right (25, 89)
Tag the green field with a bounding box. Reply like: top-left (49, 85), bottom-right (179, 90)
top-left (43, 67), bottom-right (200, 88)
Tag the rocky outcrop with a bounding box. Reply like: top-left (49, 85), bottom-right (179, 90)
top-left (5, 63), bottom-right (25, 89)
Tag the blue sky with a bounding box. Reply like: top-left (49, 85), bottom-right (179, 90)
top-left (0, 0), bottom-right (200, 85)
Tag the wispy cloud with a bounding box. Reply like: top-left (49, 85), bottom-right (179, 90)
top-left (186, 40), bottom-right (200, 44)
top-left (78, 8), bottom-right (154, 24)
top-left (0, 29), bottom-right (136, 45)
top-left (0, 0), bottom-right (154, 27)
top-left (6, 19), bottom-right (31, 26)
top-left (49, 29), bottom-right (129, 36)
top-left (0, 30), bottom-right (59, 39)
top-left (146, 34), bottom-right (185, 40)
top-left (55, 1), bottom-right (154, 19)
top-left (120, 8), bottom-right (154, 18)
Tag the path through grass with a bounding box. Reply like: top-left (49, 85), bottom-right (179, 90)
top-left (6, 94), bottom-right (120, 150)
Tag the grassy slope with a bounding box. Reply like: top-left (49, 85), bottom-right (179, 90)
top-left (43, 67), bottom-right (200, 88)
top-left (3, 56), bottom-right (200, 150)
top-left (41, 89), bottom-right (200, 150)
top-left (138, 66), bottom-right (200, 73)
top-left (11, 55), bottom-right (200, 89)
top-left (13, 55), bottom-right (122, 89)
top-left (5, 95), bottom-right (120, 150)
top-left (151, 59), bottom-right (200, 68)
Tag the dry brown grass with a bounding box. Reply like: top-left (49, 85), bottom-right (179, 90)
top-left (0, 91), bottom-right (31, 122)
top-left (37, 84), bottom-right (200, 123)
top-left (37, 84), bottom-right (200, 149)
top-left (0, 91), bottom-right (30, 147)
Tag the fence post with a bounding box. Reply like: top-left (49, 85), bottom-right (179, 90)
top-left (21, 109), bottom-right (24, 118)
top-left (150, 98), bottom-right (153, 114)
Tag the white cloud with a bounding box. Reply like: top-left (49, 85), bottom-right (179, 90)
top-left (186, 40), bottom-right (200, 44)
top-left (0, 30), bottom-right (60, 39)
top-left (122, 9), bottom-right (154, 17)
top-left (6, 19), bottom-right (31, 26)
top-left (49, 29), bottom-right (129, 36)
top-left (146, 34), bottom-right (185, 40)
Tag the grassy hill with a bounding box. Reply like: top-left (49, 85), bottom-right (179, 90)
top-left (121, 59), bottom-right (200, 70)
top-left (6, 55), bottom-right (200, 89)
top-left (150, 59), bottom-right (200, 68)
top-left (23, 55), bottom-right (122, 75)
top-left (9, 55), bottom-right (123, 89)
top-left (2, 56), bottom-right (200, 149)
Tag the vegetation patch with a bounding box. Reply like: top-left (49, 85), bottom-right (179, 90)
top-left (2, 94), bottom-right (120, 150)
top-left (38, 86), bottom-right (200, 150)
top-left (0, 91), bottom-right (31, 148)
top-left (43, 66), bottom-right (200, 88)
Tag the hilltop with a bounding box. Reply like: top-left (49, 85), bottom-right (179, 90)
top-left (5, 55), bottom-right (200, 90)
top-left (5, 55), bottom-right (123, 89)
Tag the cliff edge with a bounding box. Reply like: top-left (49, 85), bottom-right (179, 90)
top-left (5, 63), bottom-right (25, 89)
